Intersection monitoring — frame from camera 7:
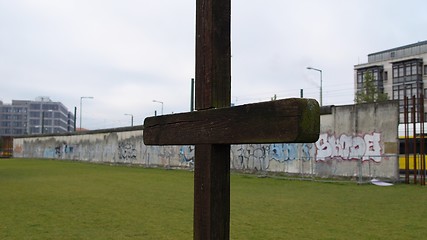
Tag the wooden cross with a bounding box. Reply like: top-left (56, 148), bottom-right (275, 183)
top-left (143, 0), bottom-right (320, 239)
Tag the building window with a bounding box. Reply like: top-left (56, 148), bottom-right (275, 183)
top-left (42, 104), bottom-right (59, 111)
top-left (406, 65), bottom-right (411, 76)
top-left (30, 104), bottom-right (41, 110)
top-left (384, 71), bottom-right (388, 81)
top-left (29, 119), bottom-right (40, 125)
top-left (399, 66), bottom-right (404, 77)
top-left (44, 112), bottom-right (53, 118)
top-left (412, 64), bottom-right (417, 76)
top-left (29, 111), bottom-right (41, 118)
top-left (373, 70), bottom-right (378, 81)
top-left (1, 122), bottom-right (11, 127)
top-left (13, 129), bottom-right (23, 135)
top-left (424, 65), bottom-right (427, 75)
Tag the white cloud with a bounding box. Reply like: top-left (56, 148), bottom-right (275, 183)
top-left (2, 0), bottom-right (427, 129)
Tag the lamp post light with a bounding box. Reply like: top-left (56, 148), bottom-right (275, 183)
top-left (152, 100), bottom-right (164, 115)
top-left (307, 67), bottom-right (323, 106)
top-left (80, 96), bottom-right (94, 130)
top-left (124, 113), bottom-right (134, 127)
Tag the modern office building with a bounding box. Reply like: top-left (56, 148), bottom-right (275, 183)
top-left (0, 97), bottom-right (75, 136)
top-left (354, 40), bottom-right (427, 122)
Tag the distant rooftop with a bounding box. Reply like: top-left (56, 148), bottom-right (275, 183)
top-left (2, 97), bottom-right (56, 105)
top-left (367, 40), bottom-right (427, 63)
top-left (35, 96), bottom-right (52, 102)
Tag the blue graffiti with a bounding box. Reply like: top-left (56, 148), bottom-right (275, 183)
top-left (64, 144), bottom-right (74, 153)
top-left (43, 148), bottom-right (56, 158)
top-left (302, 144), bottom-right (312, 161)
top-left (270, 143), bottom-right (297, 162)
top-left (179, 146), bottom-right (194, 166)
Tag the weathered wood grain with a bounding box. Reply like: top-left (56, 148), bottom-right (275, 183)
top-left (143, 98), bottom-right (320, 145)
top-left (142, 0), bottom-right (320, 239)
top-left (193, 0), bottom-right (231, 239)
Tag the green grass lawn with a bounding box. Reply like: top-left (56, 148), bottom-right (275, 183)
top-left (1, 158), bottom-right (427, 239)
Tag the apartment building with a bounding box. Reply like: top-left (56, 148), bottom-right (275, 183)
top-left (0, 97), bottom-right (75, 136)
top-left (354, 40), bottom-right (427, 122)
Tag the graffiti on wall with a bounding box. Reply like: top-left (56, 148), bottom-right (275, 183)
top-left (232, 144), bottom-right (269, 171)
top-left (15, 129), bottom-right (385, 178)
top-left (14, 144), bottom-right (23, 154)
top-left (41, 142), bottom-right (74, 159)
top-left (232, 143), bottom-right (316, 171)
top-left (179, 146), bottom-right (194, 167)
top-left (118, 141), bottom-right (137, 161)
top-left (315, 133), bottom-right (382, 162)
top-left (270, 143), bottom-right (314, 162)
top-left (230, 133), bottom-right (383, 171)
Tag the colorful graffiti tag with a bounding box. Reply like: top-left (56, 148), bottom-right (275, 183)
top-left (315, 133), bottom-right (382, 162)
top-left (179, 146), bottom-right (194, 167)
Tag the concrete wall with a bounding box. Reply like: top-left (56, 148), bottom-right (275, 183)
top-left (314, 102), bottom-right (399, 179)
top-left (13, 101), bottom-right (400, 180)
top-left (13, 126), bottom-right (193, 169)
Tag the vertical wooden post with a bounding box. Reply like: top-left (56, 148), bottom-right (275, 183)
top-left (195, 0), bottom-right (231, 110)
top-left (420, 94), bottom-right (425, 185)
top-left (194, 0), bottom-right (231, 239)
top-left (404, 96), bottom-right (409, 184)
top-left (194, 145), bottom-right (230, 239)
top-left (143, 1), bottom-right (320, 238)
top-left (412, 95), bottom-right (417, 184)
top-left (191, 78), bottom-right (195, 112)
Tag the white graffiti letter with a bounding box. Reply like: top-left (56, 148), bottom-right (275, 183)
top-left (315, 133), bottom-right (332, 160)
top-left (339, 134), bottom-right (352, 160)
top-left (363, 133), bottom-right (381, 162)
top-left (329, 135), bottom-right (341, 158)
top-left (350, 136), bottom-right (366, 159)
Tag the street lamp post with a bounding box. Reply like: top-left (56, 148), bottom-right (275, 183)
top-left (80, 96), bottom-right (94, 130)
top-left (152, 100), bottom-right (164, 115)
top-left (307, 67), bottom-right (323, 106)
top-left (124, 114), bottom-right (134, 127)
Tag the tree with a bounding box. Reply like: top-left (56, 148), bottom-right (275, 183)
top-left (355, 71), bottom-right (389, 104)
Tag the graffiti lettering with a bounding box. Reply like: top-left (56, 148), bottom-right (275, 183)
top-left (315, 133), bottom-right (382, 162)
top-left (118, 142), bottom-right (137, 161)
top-left (179, 146), bottom-right (194, 167)
top-left (270, 143), bottom-right (297, 162)
top-left (232, 144), bottom-right (270, 171)
top-left (55, 145), bottom-right (61, 158)
top-left (302, 144), bottom-right (312, 161)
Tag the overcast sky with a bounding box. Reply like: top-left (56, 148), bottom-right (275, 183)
top-left (1, 0), bottom-right (427, 130)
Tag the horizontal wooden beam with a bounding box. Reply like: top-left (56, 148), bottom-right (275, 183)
top-left (143, 98), bottom-right (320, 145)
